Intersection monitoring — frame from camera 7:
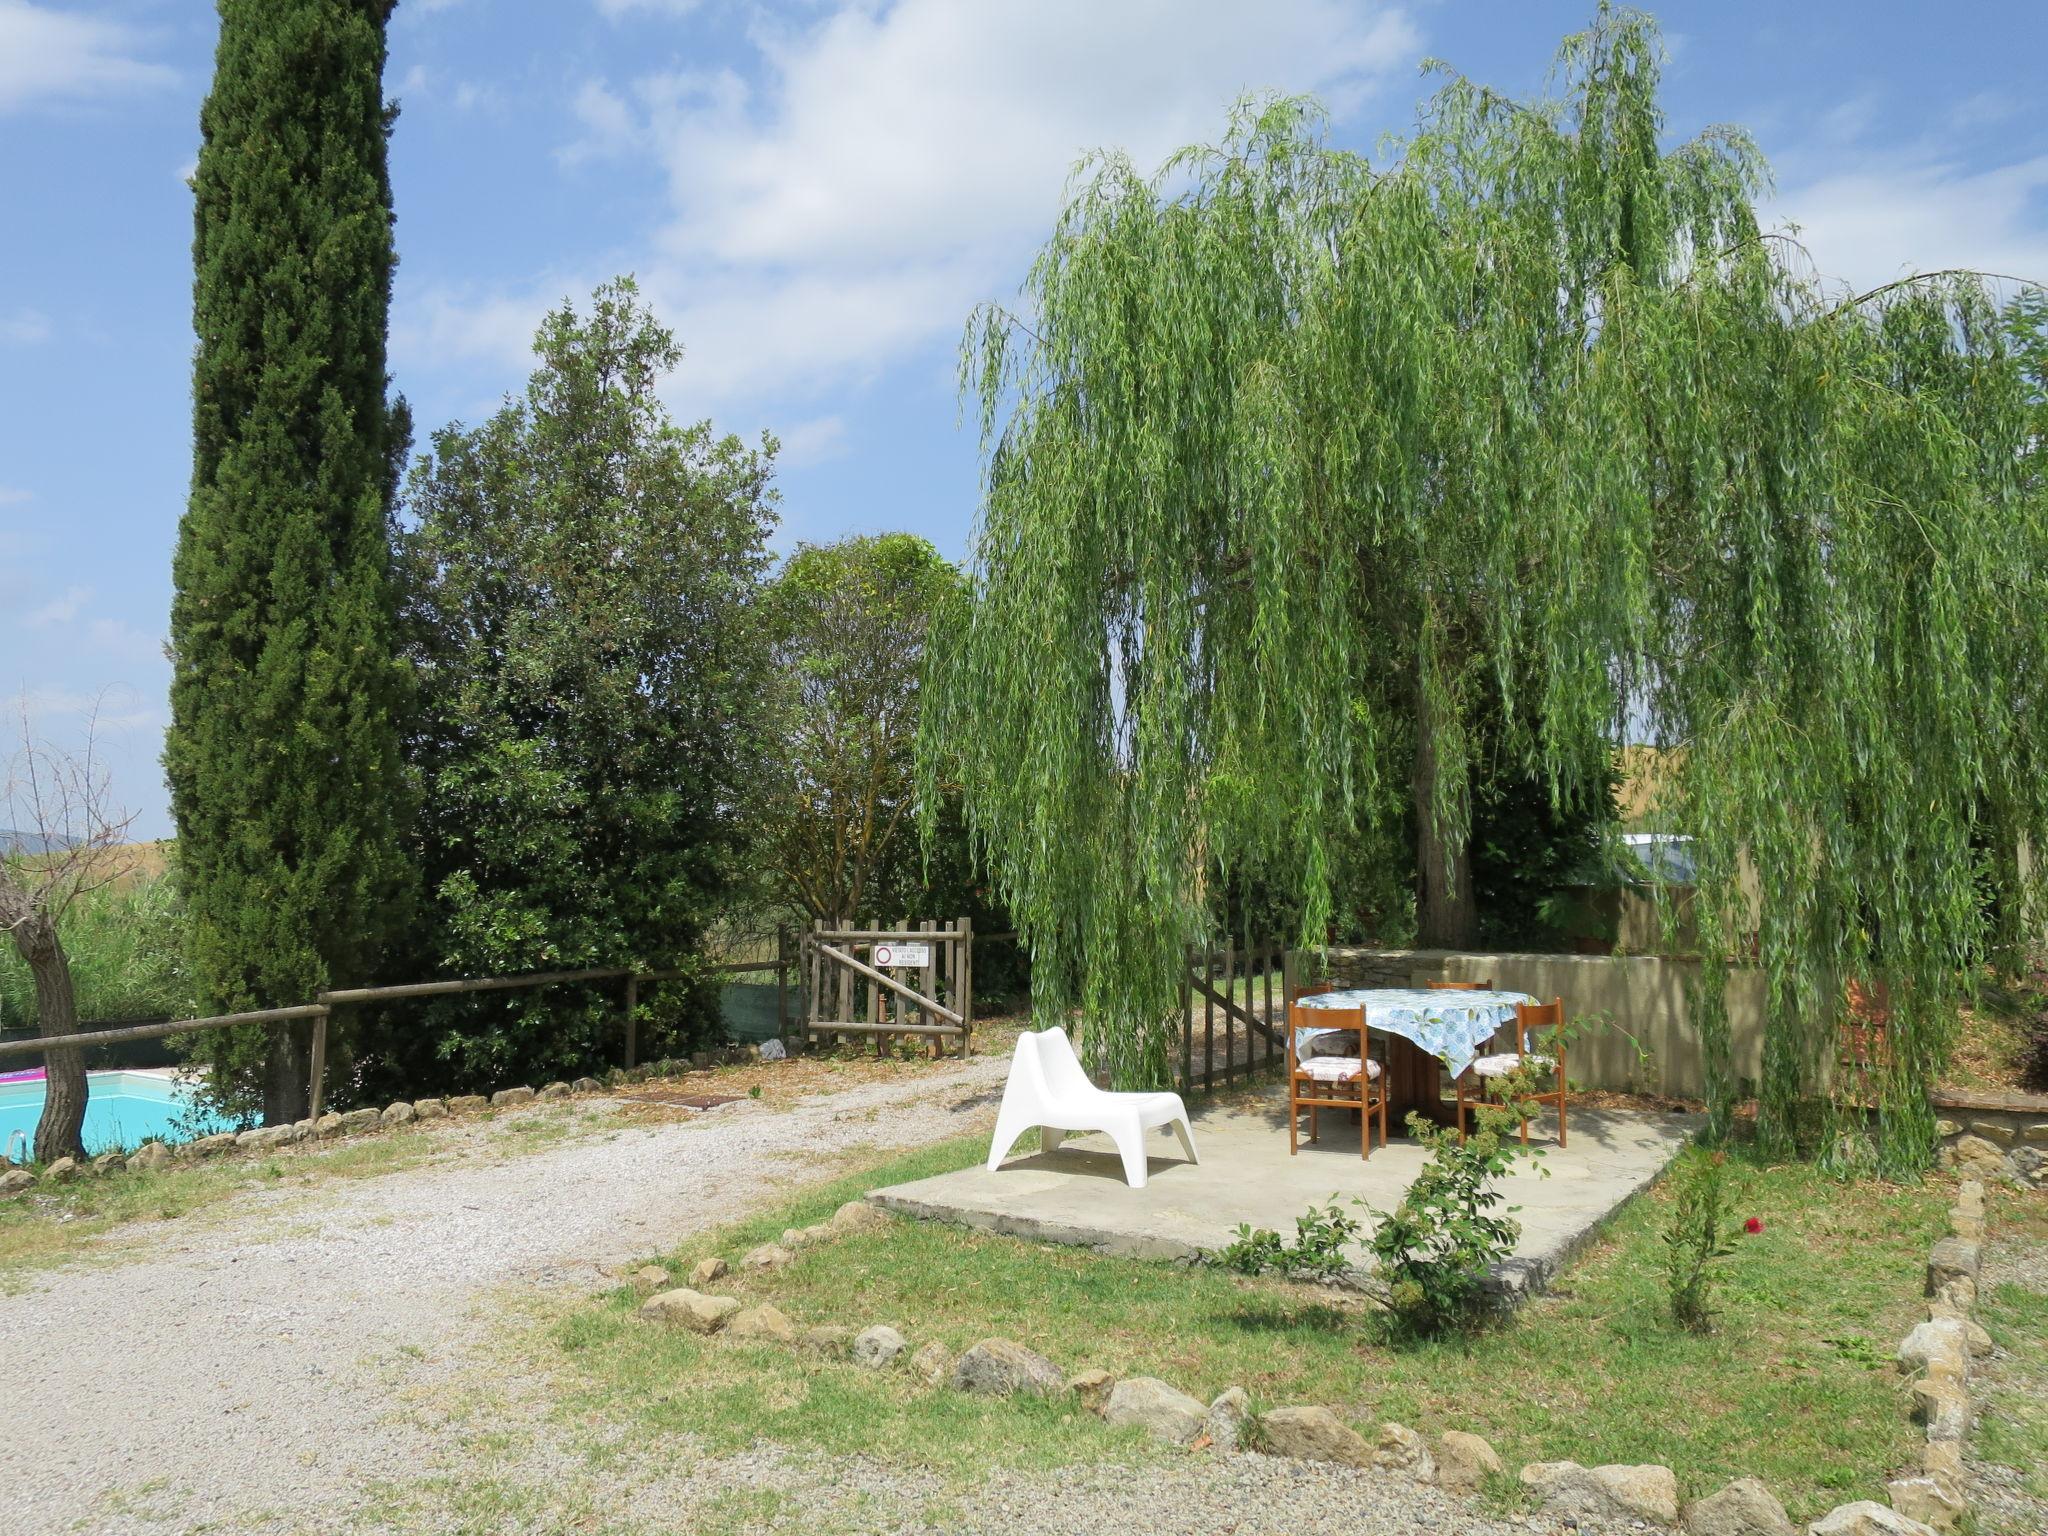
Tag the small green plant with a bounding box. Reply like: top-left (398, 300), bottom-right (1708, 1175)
top-left (748, 1084), bottom-right (763, 1099)
top-left (1214, 1197), bottom-right (1364, 1282)
top-left (1365, 1105), bottom-right (1533, 1336)
top-left (1663, 1150), bottom-right (1738, 1332)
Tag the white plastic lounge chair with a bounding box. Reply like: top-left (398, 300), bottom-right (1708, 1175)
top-left (985, 1027), bottom-right (1198, 1189)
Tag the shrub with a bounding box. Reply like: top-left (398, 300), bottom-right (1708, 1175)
top-left (1365, 1106), bottom-right (1532, 1335)
top-left (1215, 1198), bottom-right (1365, 1283)
top-left (1663, 1150), bottom-right (1739, 1332)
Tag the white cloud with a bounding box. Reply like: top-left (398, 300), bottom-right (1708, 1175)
top-left (776, 414), bottom-right (849, 469)
top-left (597, 0), bottom-right (703, 17)
top-left (21, 585), bottom-right (91, 630)
top-left (1, 307), bottom-right (50, 345)
top-left (1768, 153), bottom-right (2048, 299)
top-left (0, 486), bottom-right (30, 507)
top-left (87, 618), bottom-right (165, 666)
top-left (0, 1), bottom-right (175, 114)
top-left (405, 0), bottom-right (1422, 409)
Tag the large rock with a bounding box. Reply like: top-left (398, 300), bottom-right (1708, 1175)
top-left (572, 1077), bottom-right (603, 1094)
top-left (801, 1324), bottom-right (854, 1357)
top-left (489, 1086), bottom-right (534, 1108)
top-left (728, 1305), bottom-right (799, 1344)
top-left (188, 1132), bottom-right (238, 1158)
top-left (780, 1225), bottom-right (826, 1251)
top-left (1068, 1368), bottom-right (1116, 1415)
top-left (0, 1168), bottom-right (34, 1197)
top-left (1685, 1477), bottom-right (1795, 1536)
top-left (827, 1199), bottom-right (889, 1236)
top-left (1371, 1423), bottom-right (1436, 1482)
top-left (911, 1340), bottom-right (953, 1386)
top-left (637, 1288), bottom-right (741, 1334)
top-left (90, 1152), bottom-right (126, 1176)
top-left (1885, 1474), bottom-right (1966, 1534)
top-left (690, 1256), bottom-right (730, 1289)
top-left (1896, 1319), bottom-right (1969, 1380)
top-left (42, 1156), bottom-right (81, 1183)
top-left (313, 1112), bottom-right (345, 1139)
top-left (413, 1098), bottom-right (447, 1120)
top-left (628, 1265), bottom-right (671, 1294)
top-left (1436, 1430), bottom-right (1505, 1492)
top-left (1103, 1377), bottom-right (1207, 1445)
top-left (742, 1243), bottom-right (794, 1272)
top-left (852, 1325), bottom-right (910, 1368)
top-left (1522, 1461), bottom-right (1681, 1525)
top-left (1946, 1136), bottom-right (2005, 1179)
top-left (951, 1338), bottom-right (1065, 1398)
top-left (539, 1081), bottom-right (572, 1100)
top-left (447, 1094), bottom-right (487, 1113)
top-left (129, 1141), bottom-right (171, 1171)
top-left (1924, 1239), bottom-right (1980, 1297)
top-left (1965, 1120), bottom-right (2016, 1147)
top-left (338, 1108), bottom-right (382, 1133)
top-left (237, 1126), bottom-right (295, 1152)
top-left (381, 1101), bottom-right (416, 1126)
top-left (1206, 1387), bottom-right (1252, 1453)
top-left (1258, 1405), bottom-right (1370, 1468)
top-left (1806, 1501), bottom-right (1939, 1536)
top-left (1910, 1377), bottom-right (1970, 1442)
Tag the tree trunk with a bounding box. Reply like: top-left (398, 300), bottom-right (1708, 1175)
top-left (1413, 674), bottom-right (1479, 951)
top-left (262, 1020), bottom-right (310, 1127)
top-left (15, 912), bottom-right (87, 1163)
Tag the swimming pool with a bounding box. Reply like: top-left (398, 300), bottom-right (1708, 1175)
top-left (0, 1070), bottom-right (239, 1157)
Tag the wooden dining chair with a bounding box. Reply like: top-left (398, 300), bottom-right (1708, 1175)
top-left (1455, 996), bottom-right (1567, 1147)
top-left (1287, 1001), bottom-right (1388, 1159)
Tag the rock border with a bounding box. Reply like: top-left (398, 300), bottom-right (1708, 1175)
top-left (0, 1043), bottom-right (773, 1195)
top-left (1876, 1177), bottom-right (1988, 1536)
top-left (626, 1183), bottom-right (1998, 1536)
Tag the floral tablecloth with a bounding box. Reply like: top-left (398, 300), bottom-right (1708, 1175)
top-left (1294, 988), bottom-right (1532, 1080)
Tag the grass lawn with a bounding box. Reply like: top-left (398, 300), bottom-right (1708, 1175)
top-left (549, 1133), bottom-right (1948, 1521)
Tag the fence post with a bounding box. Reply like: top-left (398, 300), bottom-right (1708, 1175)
top-left (307, 1007), bottom-right (330, 1123)
top-left (775, 923), bottom-right (790, 1043)
top-left (958, 914), bottom-right (974, 1057)
top-left (624, 974), bottom-right (639, 1070)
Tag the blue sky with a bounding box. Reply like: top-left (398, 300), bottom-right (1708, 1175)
top-left (3, 0), bottom-right (2045, 840)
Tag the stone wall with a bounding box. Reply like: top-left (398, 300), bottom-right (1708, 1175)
top-left (1931, 1090), bottom-right (2048, 1190)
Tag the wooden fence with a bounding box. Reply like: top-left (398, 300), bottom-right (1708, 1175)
top-left (0, 935), bottom-right (799, 1124)
top-left (1178, 938), bottom-right (1290, 1094)
top-left (801, 917), bottom-right (974, 1057)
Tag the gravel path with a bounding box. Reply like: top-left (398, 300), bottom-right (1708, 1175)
top-left (0, 1056), bottom-right (1009, 1536)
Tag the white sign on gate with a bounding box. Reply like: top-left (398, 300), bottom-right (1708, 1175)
top-left (872, 942), bottom-right (930, 969)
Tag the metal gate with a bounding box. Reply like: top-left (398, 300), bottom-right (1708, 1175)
top-left (800, 917), bottom-right (974, 1056)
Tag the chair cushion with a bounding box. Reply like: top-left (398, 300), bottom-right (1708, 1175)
top-left (1471, 1052), bottom-right (1554, 1078)
top-left (1297, 1055), bottom-right (1381, 1083)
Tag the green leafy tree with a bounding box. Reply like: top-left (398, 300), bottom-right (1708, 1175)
top-left (754, 534), bottom-right (967, 923)
top-left (925, 5), bottom-right (2048, 1171)
top-left (377, 279), bottom-right (775, 1097)
top-left (166, 0), bottom-right (413, 1125)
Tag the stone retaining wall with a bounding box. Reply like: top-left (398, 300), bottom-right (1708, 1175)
top-left (1931, 1091), bottom-right (2048, 1189)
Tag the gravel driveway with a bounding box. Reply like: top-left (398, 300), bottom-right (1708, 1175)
top-left (0, 1056), bottom-right (1010, 1536)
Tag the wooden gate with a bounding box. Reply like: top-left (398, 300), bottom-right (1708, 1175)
top-left (1178, 938), bottom-right (1290, 1093)
top-left (800, 917), bottom-right (974, 1056)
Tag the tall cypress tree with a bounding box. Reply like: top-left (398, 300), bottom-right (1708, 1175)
top-left (167, 0), bottom-right (412, 1125)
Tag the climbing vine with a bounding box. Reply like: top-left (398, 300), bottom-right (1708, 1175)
top-left (921, 6), bottom-right (2048, 1170)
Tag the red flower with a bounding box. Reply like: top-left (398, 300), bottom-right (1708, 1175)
top-left (1743, 1216), bottom-right (1764, 1235)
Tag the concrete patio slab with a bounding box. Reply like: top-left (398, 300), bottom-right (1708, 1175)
top-left (871, 1089), bottom-right (1702, 1297)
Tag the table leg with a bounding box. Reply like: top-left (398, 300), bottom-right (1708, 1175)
top-left (1383, 1037), bottom-right (1454, 1131)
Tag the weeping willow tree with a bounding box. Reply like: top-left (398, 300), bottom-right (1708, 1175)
top-left (921, 5), bottom-right (2048, 1171)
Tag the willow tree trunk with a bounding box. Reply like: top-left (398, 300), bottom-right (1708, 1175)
top-left (1413, 678), bottom-right (1479, 951)
top-left (13, 912), bottom-right (87, 1163)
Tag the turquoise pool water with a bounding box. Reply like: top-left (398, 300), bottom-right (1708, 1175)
top-left (0, 1071), bottom-right (239, 1156)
